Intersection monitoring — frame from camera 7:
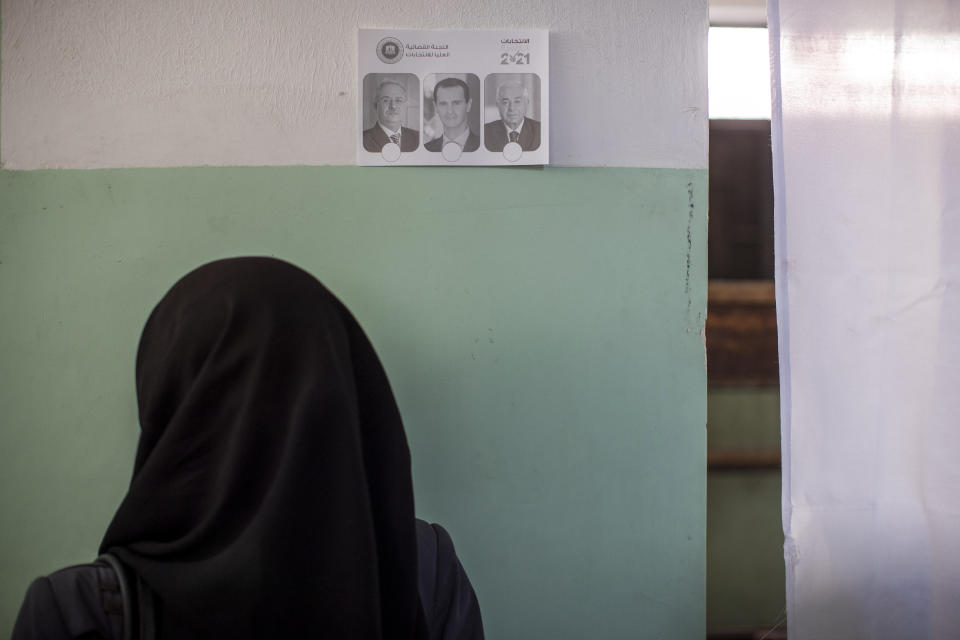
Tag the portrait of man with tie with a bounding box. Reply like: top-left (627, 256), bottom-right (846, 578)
top-left (362, 75), bottom-right (420, 153)
top-left (424, 75), bottom-right (481, 153)
top-left (483, 74), bottom-right (541, 152)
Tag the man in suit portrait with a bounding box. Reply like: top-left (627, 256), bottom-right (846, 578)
top-left (425, 77), bottom-right (480, 152)
top-left (484, 80), bottom-right (541, 152)
top-left (363, 79), bottom-right (419, 152)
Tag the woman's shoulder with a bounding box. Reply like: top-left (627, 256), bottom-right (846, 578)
top-left (414, 519), bottom-right (485, 640)
top-left (414, 519), bottom-right (459, 601)
top-left (12, 562), bottom-right (119, 640)
top-left (415, 518), bottom-right (452, 556)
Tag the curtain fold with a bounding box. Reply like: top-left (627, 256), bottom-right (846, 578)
top-left (769, 1), bottom-right (960, 638)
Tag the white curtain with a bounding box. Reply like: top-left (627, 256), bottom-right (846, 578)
top-left (769, 1), bottom-right (960, 638)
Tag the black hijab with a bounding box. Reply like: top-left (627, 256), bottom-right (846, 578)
top-left (100, 257), bottom-right (427, 639)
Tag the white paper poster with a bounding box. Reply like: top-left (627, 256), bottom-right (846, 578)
top-left (357, 29), bottom-right (549, 166)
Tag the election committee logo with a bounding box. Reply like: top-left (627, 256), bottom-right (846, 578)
top-left (376, 37), bottom-right (404, 64)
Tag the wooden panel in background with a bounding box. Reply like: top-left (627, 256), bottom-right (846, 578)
top-left (709, 119), bottom-right (775, 280)
top-left (708, 451), bottom-right (781, 470)
top-left (707, 280), bottom-right (779, 386)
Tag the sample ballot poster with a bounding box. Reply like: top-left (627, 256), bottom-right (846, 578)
top-left (357, 29), bottom-right (549, 166)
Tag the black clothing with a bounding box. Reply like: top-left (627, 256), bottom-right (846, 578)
top-left (415, 521), bottom-right (484, 640)
top-left (12, 258), bottom-right (481, 639)
top-left (12, 562), bottom-right (122, 640)
top-left (13, 520), bottom-right (483, 640)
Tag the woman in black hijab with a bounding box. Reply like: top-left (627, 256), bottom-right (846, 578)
top-left (13, 257), bottom-right (483, 639)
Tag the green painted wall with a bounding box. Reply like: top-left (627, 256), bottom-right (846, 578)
top-left (0, 166), bottom-right (707, 638)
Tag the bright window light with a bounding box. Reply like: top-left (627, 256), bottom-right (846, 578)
top-left (781, 32), bottom-right (960, 119)
top-left (709, 26), bottom-right (772, 119)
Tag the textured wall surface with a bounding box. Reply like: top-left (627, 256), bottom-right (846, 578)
top-left (0, 166), bottom-right (708, 638)
top-left (0, 0), bottom-right (707, 169)
top-left (1, 1), bottom-right (708, 638)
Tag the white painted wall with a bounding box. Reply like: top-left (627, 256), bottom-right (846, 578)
top-left (1, 0), bottom-right (707, 169)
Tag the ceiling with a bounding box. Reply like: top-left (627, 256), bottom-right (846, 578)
top-left (709, 0), bottom-right (766, 26)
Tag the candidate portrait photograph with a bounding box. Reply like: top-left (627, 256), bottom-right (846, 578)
top-left (483, 73), bottom-right (541, 152)
top-left (362, 74), bottom-right (420, 153)
top-left (423, 74), bottom-right (481, 153)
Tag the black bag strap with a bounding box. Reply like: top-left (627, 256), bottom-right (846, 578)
top-left (98, 553), bottom-right (135, 640)
top-left (98, 553), bottom-right (157, 640)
